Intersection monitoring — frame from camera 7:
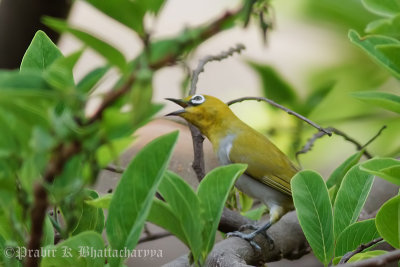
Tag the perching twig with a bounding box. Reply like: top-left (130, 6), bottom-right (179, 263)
top-left (189, 44), bottom-right (245, 95)
top-left (362, 125), bottom-right (387, 149)
top-left (339, 237), bottom-right (384, 264)
top-left (187, 44), bottom-right (246, 181)
top-left (227, 96), bottom-right (332, 136)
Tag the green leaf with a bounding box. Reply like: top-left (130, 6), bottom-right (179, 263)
top-left (348, 250), bottom-right (387, 263)
top-left (360, 157), bottom-right (400, 185)
top-left (376, 195), bottom-right (400, 248)
top-left (43, 17), bottom-right (127, 72)
top-left (197, 164), bottom-right (246, 256)
top-left (42, 215), bottom-right (55, 247)
top-left (20, 30), bottom-right (63, 72)
top-left (147, 199), bottom-right (187, 245)
top-left (348, 30), bottom-right (400, 78)
top-left (362, 0), bottom-right (400, 17)
top-left (352, 91), bottom-right (400, 114)
top-left (77, 65), bottom-right (110, 94)
top-left (366, 15), bottom-right (400, 40)
top-left (106, 131), bottom-right (178, 267)
top-left (96, 136), bottom-right (134, 167)
top-left (326, 151), bottom-right (364, 189)
top-left (0, 70), bottom-right (51, 90)
top-left (242, 205), bottom-right (267, 220)
top-left (335, 219), bottom-right (380, 257)
top-left (41, 231), bottom-right (105, 267)
top-left (85, 194), bottom-right (112, 209)
top-left (158, 171), bottom-right (202, 263)
top-left (44, 50), bottom-right (83, 91)
top-left (247, 62), bottom-right (297, 106)
top-left (333, 165), bottom-right (374, 239)
top-left (72, 190), bottom-right (105, 235)
top-left (239, 191), bottom-right (254, 213)
top-left (83, 0), bottom-right (164, 36)
top-left (291, 170), bottom-right (334, 266)
top-left (377, 45), bottom-right (400, 73)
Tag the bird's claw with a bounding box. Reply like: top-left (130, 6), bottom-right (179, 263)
top-left (238, 224), bottom-right (258, 232)
top-left (227, 231), bottom-right (261, 252)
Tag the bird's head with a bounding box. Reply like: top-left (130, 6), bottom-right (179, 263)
top-left (166, 94), bottom-right (235, 136)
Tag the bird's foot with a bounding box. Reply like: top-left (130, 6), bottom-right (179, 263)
top-left (227, 231), bottom-right (261, 251)
top-left (238, 224), bottom-right (258, 232)
top-left (227, 225), bottom-right (275, 252)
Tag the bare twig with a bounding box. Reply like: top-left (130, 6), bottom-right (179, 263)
top-left (227, 96), bottom-right (332, 136)
top-left (362, 125), bottom-right (387, 149)
top-left (337, 249), bottom-right (400, 267)
top-left (189, 43), bottom-right (245, 95)
top-left (104, 164), bottom-right (124, 174)
top-left (339, 237), bottom-right (384, 264)
top-left (296, 125), bottom-right (387, 162)
top-left (187, 44), bottom-right (245, 181)
top-left (138, 232), bottom-right (172, 244)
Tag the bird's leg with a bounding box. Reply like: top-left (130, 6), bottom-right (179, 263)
top-left (227, 221), bottom-right (273, 251)
top-left (227, 206), bottom-right (284, 251)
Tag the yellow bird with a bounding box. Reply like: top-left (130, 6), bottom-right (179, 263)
top-left (166, 94), bottom-right (298, 250)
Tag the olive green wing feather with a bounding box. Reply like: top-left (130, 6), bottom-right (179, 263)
top-left (229, 130), bottom-right (298, 196)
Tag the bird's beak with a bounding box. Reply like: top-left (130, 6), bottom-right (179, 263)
top-left (165, 98), bottom-right (188, 116)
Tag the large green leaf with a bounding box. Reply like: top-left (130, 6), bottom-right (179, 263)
top-left (248, 62), bottom-right (297, 106)
top-left (352, 91), bottom-right (400, 114)
top-left (349, 30), bottom-right (400, 79)
top-left (291, 170), bottom-right (334, 266)
top-left (376, 195), bottom-right (400, 248)
top-left (20, 30), bottom-right (63, 72)
top-left (84, 0), bottom-right (165, 36)
top-left (41, 231), bottom-right (105, 267)
top-left (43, 17), bottom-right (127, 72)
top-left (333, 165), bottom-right (374, 239)
top-left (360, 157), bottom-right (400, 185)
top-left (362, 0), bottom-right (400, 17)
top-left (106, 131), bottom-right (178, 267)
top-left (197, 164), bottom-right (246, 256)
top-left (335, 219), bottom-right (380, 257)
top-left (158, 171), bottom-right (202, 263)
top-left (147, 198), bottom-right (187, 245)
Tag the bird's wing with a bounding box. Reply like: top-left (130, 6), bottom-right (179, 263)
top-left (229, 131), bottom-right (298, 196)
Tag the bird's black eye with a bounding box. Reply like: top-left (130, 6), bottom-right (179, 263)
top-left (190, 94), bottom-right (205, 105)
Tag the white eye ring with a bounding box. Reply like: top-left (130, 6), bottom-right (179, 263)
top-left (190, 94), bottom-right (205, 105)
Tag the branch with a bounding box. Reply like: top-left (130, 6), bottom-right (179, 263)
top-left (187, 44), bottom-right (246, 181)
top-left (227, 96), bottom-right (332, 136)
top-left (189, 43), bottom-right (245, 95)
top-left (138, 232), bottom-right (172, 244)
top-left (164, 211), bottom-right (309, 267)
top-left (296, 125), bottom-right (387, 161)
top-left (26, 142), bottom-right (81, 267)
top-left (339, 237), bottom-right (384, 264)
top-left (104, 164), bottom-right (124, 174)
top-left (337, 249), bottom-right (400, 267)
